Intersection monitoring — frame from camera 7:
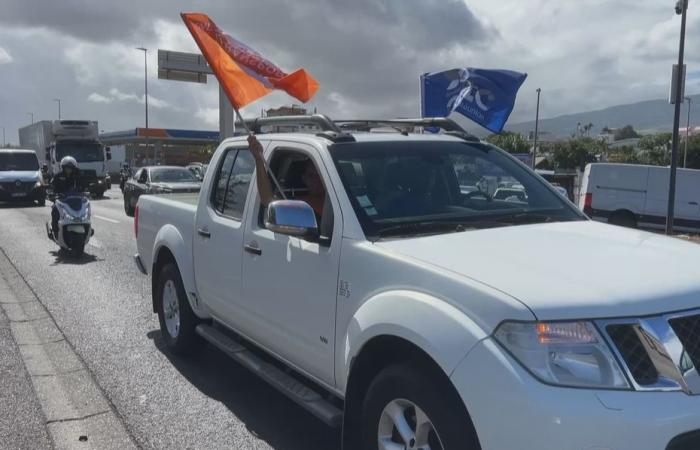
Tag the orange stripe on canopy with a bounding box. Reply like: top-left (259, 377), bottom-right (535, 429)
top-left (181, 12), bottom-right (320, 110)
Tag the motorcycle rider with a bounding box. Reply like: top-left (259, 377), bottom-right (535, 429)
top-left (50, 156), bottom-right (82, 236)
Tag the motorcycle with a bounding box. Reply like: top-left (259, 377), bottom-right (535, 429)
top-left (45, 191), bottom-right (94, 257)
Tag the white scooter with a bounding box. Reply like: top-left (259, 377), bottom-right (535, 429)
top-left (46, 191), bottom-right (94, 257)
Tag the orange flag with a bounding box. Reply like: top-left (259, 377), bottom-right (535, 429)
top-left (181, 12), bottom-right (320, 109)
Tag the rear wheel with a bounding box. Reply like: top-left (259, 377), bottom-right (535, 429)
top-left (361, 363), bottom-right (480, 450)
top-left (70, 243), bottom-right (84, 257)
top-left (124, 194), bottom-right (135, 217)
top-left (608, 210), bottom-right (637, 228)
top-left (156, 263), bottom-right (202, 355)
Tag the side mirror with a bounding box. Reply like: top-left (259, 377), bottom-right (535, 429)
top-left (265, 200), bottom-right (318, 238)
top-left (106, 147), bottom-right (112, 161)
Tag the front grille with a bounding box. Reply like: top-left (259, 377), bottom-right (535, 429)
top-left (669, 314), bottom-right (700, 370)
top-left (0, 181), bottom-right (34, 192)
top-left (607, 324), bottom-right (659, 385)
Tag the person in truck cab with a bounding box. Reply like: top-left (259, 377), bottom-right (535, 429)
top-left (50, 156), bottom-right (81, 235)
top-left (248, 134), bottom-right (326, 217)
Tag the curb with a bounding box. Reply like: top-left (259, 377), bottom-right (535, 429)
top-left (0, 250), bottom-right (137, 450)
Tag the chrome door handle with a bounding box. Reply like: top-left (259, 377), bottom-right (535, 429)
top-left (197, 227), bottom-right (211, 238)
top-left (689, 201), bottom-right (698, 205)
top-left (244, 242), bottom-right (262, 255)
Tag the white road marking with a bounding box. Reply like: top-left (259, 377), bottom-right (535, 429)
top-left (94, 215), bottom-right (119, 224)
top-left (88, 238), bottom-right (103, 249)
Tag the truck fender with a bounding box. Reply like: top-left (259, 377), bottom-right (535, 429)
top-left (151, 224), bottom-right (197, 310)
top-left (338, 290), bottom-right (489, 391)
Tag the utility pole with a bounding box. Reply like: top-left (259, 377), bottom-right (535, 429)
top-left (53, 98), bottom-right (61, 120)
top-left (1, 127), bottom-right (5, 147)
top-left (667, 0), bottom-right (688, 235)
top-left (136, 47), bottom-right (150, 163)
top-left (27, 112), bottom-right (34, 124)
top-left (684, 96), bottom-right (691, 168)
top-left (532, 88), bottom-right (541, 169)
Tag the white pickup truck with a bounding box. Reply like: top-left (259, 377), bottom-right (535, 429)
top-left (135, 116), bottom-right (700, 450)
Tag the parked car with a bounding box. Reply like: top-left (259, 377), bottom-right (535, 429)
top-left (580, 162), bottom-right (700, 231)
top-left (123, 166), bottom-right (201, 216)
top-left (134, 116), bottom-right (700, 450)
top-left (0, 149), bottom-right (46, 206)
top-left (186, 162), bottom-right (208, 181)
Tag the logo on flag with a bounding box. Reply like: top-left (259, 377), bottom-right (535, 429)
top-left (181, 12), bottom-right (320, 110)
top-left (421, 68), bottom-right (526, 133)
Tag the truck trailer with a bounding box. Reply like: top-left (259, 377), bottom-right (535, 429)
top-left (19, 120), bottom-right (112, 197)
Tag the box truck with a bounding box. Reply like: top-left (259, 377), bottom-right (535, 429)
top-left (19, 120), bottom-right (112, 197)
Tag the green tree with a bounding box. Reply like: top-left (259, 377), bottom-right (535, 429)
top-left (613, 125), bottom-right (640, 140)
top-left (550, 138), bottom-right (601, 170)
top-left (485, 131), bottom-right (530, 154)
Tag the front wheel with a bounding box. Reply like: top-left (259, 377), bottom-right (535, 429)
top-left (124, 194), bottom-right (134, 217)
top-left (156, 263), bottom-right (202, 355)
top-left (361, 363), bottom-right (480, 450)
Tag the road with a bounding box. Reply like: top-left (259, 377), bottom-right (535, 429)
top-left (0, 188), bottom-right (340, 449)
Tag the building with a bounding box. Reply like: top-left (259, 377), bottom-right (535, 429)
top-left (260, 105), bottom-right (319, 133)
top-left (99, 127), bottom-right (219, 172)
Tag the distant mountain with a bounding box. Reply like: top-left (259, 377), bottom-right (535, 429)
top-left (461, 94), bottom-right (700, 139)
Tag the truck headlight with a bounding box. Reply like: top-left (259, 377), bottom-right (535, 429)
top-left (495, 321), bottom-right (630, 389)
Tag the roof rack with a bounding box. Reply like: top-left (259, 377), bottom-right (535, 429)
top-left (334, 118), bottom-right (480, 142)
top-left (235, 114), bottom-right (341, 133)
top-left (231, 115), bottom-right (480, 143)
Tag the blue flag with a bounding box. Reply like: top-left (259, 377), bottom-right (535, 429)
top-left (421, 68), bottom-right (527, 133)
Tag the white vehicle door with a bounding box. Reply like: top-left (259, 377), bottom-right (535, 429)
top-left (193, 145), bottom-right (256, 320)
top-left (674, 169), bottom-right (700, 227)
top-left (239, 142), bottom-right (341, 386)
top-left (645, 167), bottom-right (698, 225)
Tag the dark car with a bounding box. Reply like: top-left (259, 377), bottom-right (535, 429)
top-left (123, 166), bottom-right (201, 216)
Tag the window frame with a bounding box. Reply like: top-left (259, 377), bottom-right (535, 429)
top-left (209, 146), bottom-right (254, 221)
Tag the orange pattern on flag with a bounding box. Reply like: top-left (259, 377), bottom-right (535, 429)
top-left (181, 12), bottom-right (320, 109)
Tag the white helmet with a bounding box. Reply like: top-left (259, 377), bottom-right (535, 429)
top-left (60, 156), bottom-right (78, 170)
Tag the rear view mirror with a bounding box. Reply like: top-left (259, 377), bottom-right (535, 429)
top-left (265, 200), bottom-right (318, 238)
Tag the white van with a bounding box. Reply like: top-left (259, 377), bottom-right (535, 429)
top-left (579, 163), bottom-right (700, 231)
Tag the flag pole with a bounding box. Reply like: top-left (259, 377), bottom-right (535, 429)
top-left (231, 103), bottom-right (287, 200)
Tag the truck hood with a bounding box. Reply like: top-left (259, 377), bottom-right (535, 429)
top-left (0, 170), bottom-right (40, 182)
top-left (375, 220), bottom-right (700, 320)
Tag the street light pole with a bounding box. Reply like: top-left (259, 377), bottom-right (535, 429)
top-left (684, 96), bottom-right (691, 168)
top-left (136, 47), bottom-right (150, 163)
top-left (1, 127), bottom-right (5, 147)
top-left (53, 98), bottom-right (61, 120)
top-left (533, 88), bottom-right (541, 169)
top-left (667, 0), bottom-right (688, 235)
top-left (27, 112), bottom-right (34, 124)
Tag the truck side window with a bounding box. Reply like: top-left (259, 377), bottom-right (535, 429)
top-left (211, 150), bottom-right (237, 214)
top-left (211, 149), bottom-right (255, 220)
top-left (222, 150), bottom-right (254, 220)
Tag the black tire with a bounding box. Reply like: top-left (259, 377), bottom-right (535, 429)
top-left (155, 263), bottom-right (202, 355)
top-left (361, 363), bottom-right (480, 450)
top-left (608, 210), bottom-right (637, 228)
top-left (70, 243), bottom-right (85, 257)
top-left (37, 197), bottom-right (46, 207)
top-left (124, 194), bottom-right (134, 217)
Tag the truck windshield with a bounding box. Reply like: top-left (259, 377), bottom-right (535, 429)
top-left (330, 140), bottom-right (584, 239)
top-left (0, 153), bottom-right (39, 171)
top-left (56, 141), bottom-right (103, 162)
top-left (150, 168), bottom-right (197, 183)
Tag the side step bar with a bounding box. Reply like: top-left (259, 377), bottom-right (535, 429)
top-left (195, 323), bottom-right (343, 428)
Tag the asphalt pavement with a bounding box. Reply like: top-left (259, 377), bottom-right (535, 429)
top-left (0, 187), bottom-right (340, 450)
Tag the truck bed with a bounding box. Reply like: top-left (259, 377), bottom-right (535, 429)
top-left (135, 193), bottom-right (198, 276)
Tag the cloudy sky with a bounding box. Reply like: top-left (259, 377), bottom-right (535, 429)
top-left (0, 0), bottom-right (698, 143)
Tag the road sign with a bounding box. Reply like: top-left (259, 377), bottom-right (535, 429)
top-left (157, 49), bottom-right (234, 140)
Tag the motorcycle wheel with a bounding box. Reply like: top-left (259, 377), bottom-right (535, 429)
top-left (70, 243), bottom-right (85, 258)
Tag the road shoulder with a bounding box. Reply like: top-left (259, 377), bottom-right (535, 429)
top-left (0, 249), bottom-right (136, 450)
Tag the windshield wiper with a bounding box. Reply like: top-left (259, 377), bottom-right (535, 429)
top-left (373, 221), bottom-right (468, 241)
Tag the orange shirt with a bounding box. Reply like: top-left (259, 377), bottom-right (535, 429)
top-left (297, 194), bottom-right (324, 217)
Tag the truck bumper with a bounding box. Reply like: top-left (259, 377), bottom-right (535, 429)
top-left (134, 254), bottom-right (147, 275)
top-left (451, 338), bottom-right (700, 450)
